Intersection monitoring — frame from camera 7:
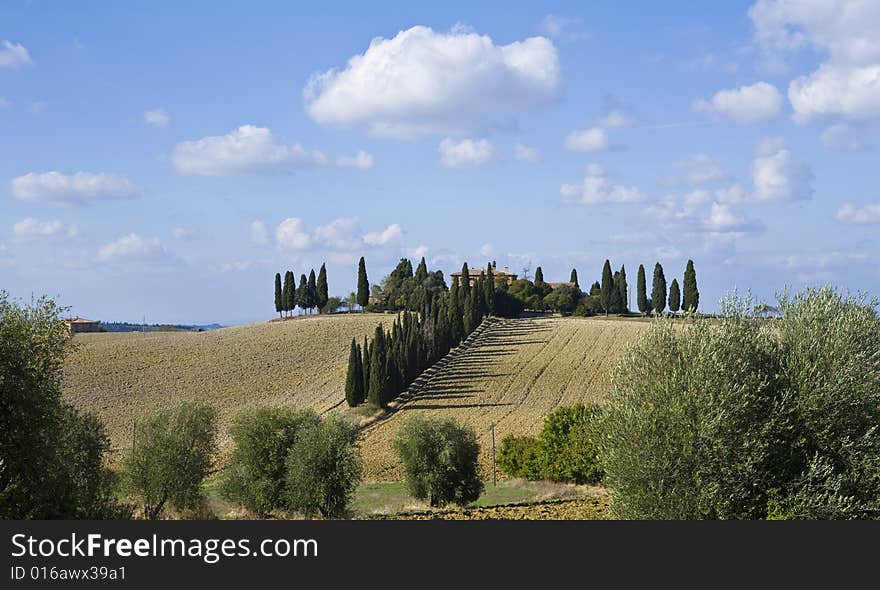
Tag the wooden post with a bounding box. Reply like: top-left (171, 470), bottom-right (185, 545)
top-left (490, 422), bottom-right (496, 487)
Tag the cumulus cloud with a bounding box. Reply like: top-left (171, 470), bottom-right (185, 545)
top-left (144, 108), bottom-right (170, 128)
top-left (820, 123), bottom-right (865, 150)
top-left (336, 150), bottom-right (375, 169)
top-left (561, 164), bottom-right (646, 206)
top-left (836, 203), bottom-right (880, 224)
top-left (751, 137), bottom-right (814, 202)
top-left (645, 195), bottom-right (763, 242)
top-left (363, 223), bottom-right (402, 246)
top-left (514, 143), bottom-right (540, 163)
top-left (674, 154), bottom-right (726, 185)
top-left (693, 81), bottom-right (783, 123)
top-left (12, 218), bottom-right (78, 240)
top-left (563, 127), bottom-right (609, 152)
top-left (539, 14), bottom-right (590, 42)
top-left (749, 0), bottom-right (880, 122)
top-left (303, 25), bottom-right (561, 138)
top-left (439, 138), bottom-right (493, 168)
top-left (275, 218), bottom-right (312, 250)
top-left (313, 218), bottom-right (364, 251)
top-left (97, 234), bottom-right (166, 262)
top-left (172, 125), bottom-right (372, 175)
top-left (9, 171), bottom-right (139, 205)
top-left (249, 220), bottom-right (269, 245)
top-left (0, 40), bottom-right (32, 69)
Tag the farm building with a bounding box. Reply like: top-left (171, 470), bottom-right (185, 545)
top-left (66, 317), bottom-right (102, 334)
top-left (547, 282), bottom-right (578, 289)
top-left (451, 266), bottom-right (518, 287)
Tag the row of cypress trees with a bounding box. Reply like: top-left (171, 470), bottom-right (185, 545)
top-left (635, 259), bottom-right (699, 315)
top-left (274, 264), bottom-right (329, 317)
top-left (345, 261), bottom-right (493, 407)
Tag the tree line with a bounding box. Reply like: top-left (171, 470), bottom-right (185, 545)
top-left (345, 259), bottom-right (495, 408)
top-left (274, 264), bottom-right (329, 317)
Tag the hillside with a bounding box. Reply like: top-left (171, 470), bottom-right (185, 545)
top-left (358, 316), bottom-right (647, 480)
top-left (62, 313), bottom-right (385, 457)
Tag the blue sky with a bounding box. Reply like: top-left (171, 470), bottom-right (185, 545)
top-left (1, 1), bottom-right (878, 325)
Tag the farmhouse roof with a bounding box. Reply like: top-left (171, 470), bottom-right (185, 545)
top-left (450, 266), bottom-right (517, 277)
top-left (67, 316), bottom-right (100, 324)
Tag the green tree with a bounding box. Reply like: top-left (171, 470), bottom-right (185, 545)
top-left (345, 338), bottom-right (364, 407)
top-left (618, 265), bottom-right (628, 312)
top-left (307, 269), bottom-right (318, 314)
top-left (316, 263), bottom-right (329, 312)
top-left (357, 257), bottom-right (369, 311)
top-left (393, 414), bottom-right (484, 508)
top-left (285, 416), bottom-right (362, 518)
top-left (636, 265), bottom-right (648, 315)
top-left (0, 293), bottom-right (126, 519)
top-left (460, 262), bottom-right (471, 300)
top-left (570, 268), bottom-right (579, 289)
top-left (600, 260), bottom-right (614, 316)
top-left (282, 271), bottom-right (294, 316)
top-left (539, 404), bottom-right (604, 484)
top-left (124, 401), bottom-right (217, 519)
top-left (534, 266), bottom-right (544, 284)
top-left (611, 271), bottom-right (624, 314)
top-left (367, 325), bottom-right (387, 407)
top-left (669, 278), bottom-right (681, 313)
top-left (297, 274), bottom-right (308, 314)
top-left (652, 262), bottom-right (667, 315)
top-left (414, 257), bottom-right (428, 282)
top-left (361, 336), bottom-right (371, 398)
top-left (682, 259), bottom-right (700, 313)
top-left (274, 273), bottom-right (283, 318)
top-left (498, 435), bottom-right (543, 480)
top-left (220, 408), bottom-right (320, 516)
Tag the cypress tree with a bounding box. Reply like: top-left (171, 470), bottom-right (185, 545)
top-left (297, 274), bottom-right (308, 314)
top-left (570, 268), bottom-right (579, 289)
top-left (652, 262), bottom-right (667, 315)
top-left (367, 326), bottom-right (386, 407)
top-left (307, 269), bottom-right (317, 314)
top-left (534, 266), bottom-right (544, 285)
top-left (682, 259), bottom-right (700, 313)
top-left (316, 263), bottom-right (329, 312)
top-left (600, 260), bottom-right (614, 316)
top-left (357, 257), bottom-right (369, 311)
top-left (274, 273), bottom-right (283, 318)
top-left (460, 262), bottom-right (470, 300)
top-left (636, 264), bottom-right (648, 315)
top-left (361, 336), bottom-right (371, 397)
top-left (283, 270), bottom-right (295, 317)
top-left (669, 278), bottom-right (681, 313)
top-left (345, 339), bottom-right (363, 407)
top-left (484, 264), bottom-right (495, 314)
top-left (618, 265), bottom-right (628, 312)
top-left (611, 271), bottom-right (624, 314)
top-left (590, 281), bottom-right (601, 297)
top-left (415, 257), bottom-right (428, 283)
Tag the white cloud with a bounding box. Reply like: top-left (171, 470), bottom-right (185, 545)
top-left (249, 220), bottom-right (269, 245)
top-left (789, 63), bottom-right (880, 122)
top-left (751, 138), bottom-right (813, 202)
top-left (563, 127), bottom-right (609, 152)
top-left (9, 171), bottom-right (139, 205)
top-left (675, 154), bottom-right (726, 185)
top-left (336, 150), bottom-right (375, 169)
top-left (303, 25), bottom-right (561, 138)
top-left (539, 14), bottom-right (590, 42)
top-left (313, 218), bottom-right (363, 251)
top-left (439, 138), bottom-right (493, 168)
top-left (275, 218), bottom-right (312, 250)
top-left (820, 123), bottom-right (864, 150)
top-left (479, 243), bottom-right (496, 258)
top-left (408, 244), bottom-right (430, 259)
top-left (597, 110), bottom-right (632, 128)
top-left (693, 81), bottom-right (783, 123)
top-left (97, 234), bottom-right (165, 262)
top-left (0, 40), bottom-right (32, 69)
top-left (514, 143), bottom-right (540, 163)
top-left (12, 218), bottom-right (78, 239)
top-left (144, 108), bottom-right (170, 128)
top-left (836, 203), bottom-right (880, 224)
top-left (172, 125), bottom-right (372, 176)
top-left (715, 184), bottom-right (748, 204)
top-left (561, 164), bottom-right (646, 206)
top-left (363, 223), bottom-right (402, 246)
top-left (645, 195), bottom-right (762, 241)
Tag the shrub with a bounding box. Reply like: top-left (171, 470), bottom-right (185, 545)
top-left (601, 287), bottom-right (880, 519)
top-left (124, 400), bottom-right (217, 519)
top-left (498, 435), bottom-right (543, 480)
top-left (221, 407), bottom-right (320, 516)
top-left (285, 415), bottom-right (361, 518)
top-left (539, 404), bottom-right (604, 484)
top-left (493, 288), bottom-right (525, 317)
top-left (393, 414), bottom-right (484, 507)
top-left (0, 292), bottom-right (127, 519)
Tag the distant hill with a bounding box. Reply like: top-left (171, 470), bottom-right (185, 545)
top-left (100, 322), bottom-right (224, 333)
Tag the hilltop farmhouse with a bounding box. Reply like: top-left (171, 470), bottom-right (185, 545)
top-left (451, 266), bottom-right (518, 287)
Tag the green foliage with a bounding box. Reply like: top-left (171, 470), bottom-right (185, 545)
top-left (601, 287), bottom-right (880, 519)
top-left (393, 414), bottom-right (484, 508)
top-left (316, 263), bottom-right (329, 312)
top-left (307, 269), bottom-right (318, 313)
top-left (669, 278), bottom-right (681, 313)
top-left (543, 285), bottom-right (580, 314)
top-left (682, 259), bottom-right (699, 312)
top-left (124, 401), bottom-right (217, 519)
top-left (617, 265), bottom-right (628, 312)
top-left (0, 292), bottom-right (127, 519)
top-left (282, 270), bottom-right (295, 315)
top-left (600, 260), bottom-right (614, 315)
top-left (534, 266), bottom-right (544, 284)
top-left (285, 415), bottom-right (362, 519)
top-left (345, 339), bottom-right (365, 407)
top-left (322, 296), bottom-right (342, 314)
top-left (493, 287), bottom-right (525, 317)
top-left (296, 274), bottom-right (308, 312)
top-left (220, 407), bottom-right (320, 516)
top-left (367, 325), bottom-right (388, 407)
top-left (636, 265), bottom-right (649, 315)
top-left (507, 279), bottom-right (542, 310)
top-left (570, 268), bottom-right (579, 288)
top-left (357, 257), bottom-right (369, 310)
top-left (498, 435), bottom-right (543, 480)
top-left (497, 404), bottom-right (604, 485)
top-left (274, 273), bottom-right (283, 317)
top-left (651, 262), bottom-right (667, 315)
